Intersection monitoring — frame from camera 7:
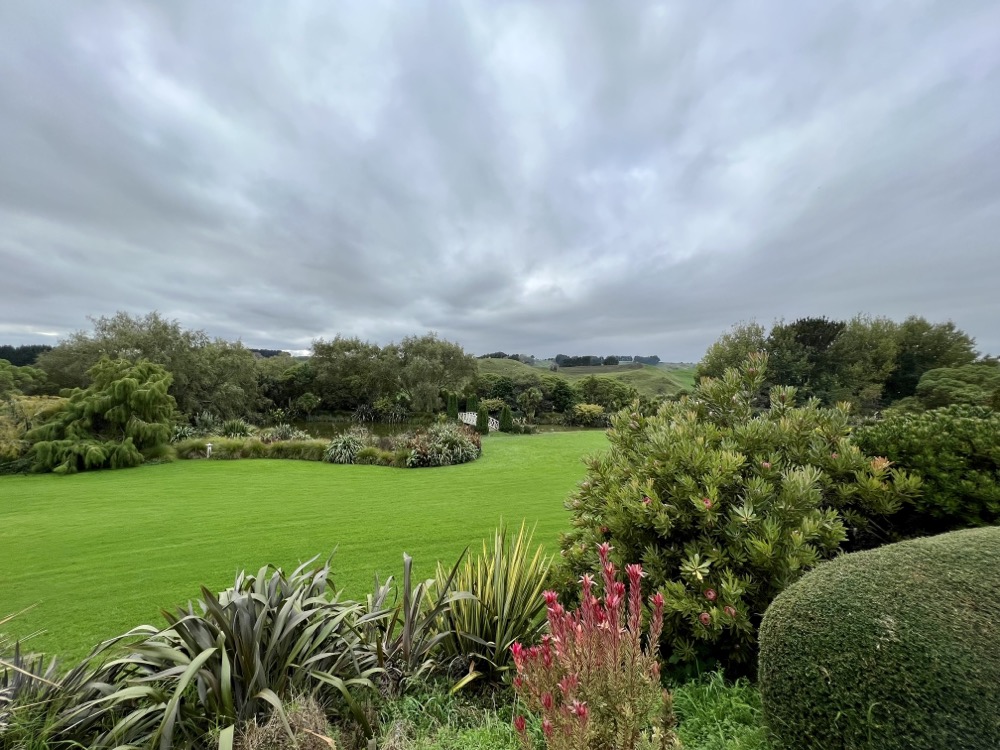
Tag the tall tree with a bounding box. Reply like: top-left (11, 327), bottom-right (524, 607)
top-left (885, 316), bottom-right (978, 402)
top-left (697, 321), bottom-right (767, 381)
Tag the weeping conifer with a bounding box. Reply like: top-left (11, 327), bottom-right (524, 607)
top-left (27, 357), bottom-right (175, 474)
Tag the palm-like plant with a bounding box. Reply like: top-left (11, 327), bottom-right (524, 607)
top-left (435, 523), bottom-right (553, 679)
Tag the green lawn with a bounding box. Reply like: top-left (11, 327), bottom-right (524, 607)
top-left (0, 431), bottom-right (608, 662)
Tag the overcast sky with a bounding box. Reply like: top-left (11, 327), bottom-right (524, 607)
top-left (1, 2), bottom-right (998, 360)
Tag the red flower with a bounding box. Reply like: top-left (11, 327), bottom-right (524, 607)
top-left (543, 590), bottom-right (560, 607)
top-left (831, 452), bottom-right (839, 459)
top-left (513, 676), bottom-right (523, 689)
top-left (642, 495), bottom-right (652, 506)
top-left (652, 592), bottom-right (665, 608)
top-left (542, 692), bottom-right (554, 710)
top-left (704, 588), bottom-right (717, 601)
top-left (725, 605), bottom-right (737, 618)
top-left (699, 612), bottom-right (711, 626)
top-left (572, 700), bottom-right (589, 721)
top-left (514, 715), bottom-right (526, 733)
top-left (511, 642), bottom-right (524, 667)
top-left (600, 525), bottom-right (610, 534)
top-left (761, 461), bottom-right (771, 469)
top-left (542, 718), bottom-right (554, 737)
top-left (702, 497), bottom-right (713, 509)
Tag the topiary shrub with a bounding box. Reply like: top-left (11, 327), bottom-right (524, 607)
top-left (560, 354), bottom-right (920, 671)
top-left (466, 394), bottom-right (478, 413)
top-left (759, 526), bottom-right (1000, 750)
top-left (499, 404), bottom-right (514, 432)
top-left (447, 392), bottom-right (459, 420)
top-left (853, 405), bottom-right (1000, 539)
top-left (476, 407), bottom-right (490, 434)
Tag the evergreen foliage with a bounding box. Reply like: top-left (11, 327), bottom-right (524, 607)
top-left (466, 394), bottom-right (479, 413)
top-left (499, 404), bottom-right (514, 432)
top-left (560, 354), bottom-right (920, 670)
top-left (476, 407), bottom-right (490, 434)
top-left (26, 358), bottom-right (175, 474)
top-left (759, 527), bottom-right (1000, 750)
top-left (854, 405), bottom-right (1000, 537)
top-left (447, 392), bottom-right (459, 419)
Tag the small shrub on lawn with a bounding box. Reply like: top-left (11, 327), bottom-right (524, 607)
top-left (759, 526), bottom-right (1000, 750)
top-left (499, 405), bottom-right (515, 433)
top-left (512, 542), bottom-right (679, 750)
top-left (325, 432), bottom-right (366, 464)
top-left (565, 403), bottom-right (606, 428)
top-left (560, 353), bottom-right (921, 671)
top-left (476, 408), bottom-right (490, 434)
top-left (853, 405), bottom-right (1000, 538)
top-left (265, 439), bottom-right (328, 462)
top-left (220, 417), bottom-right (253, 438)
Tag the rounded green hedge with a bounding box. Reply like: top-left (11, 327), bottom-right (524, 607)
top-left (759, 526), bottom-right (1000, 750)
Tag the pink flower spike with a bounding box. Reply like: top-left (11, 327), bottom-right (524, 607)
top-left (626, 563), bottom-right (644, 584)
top-left (543, 590), bottom-right (559, 607)
top-left (542, 692), bottom-right (554, 710)
top-left (542, 719), bottom-right (554, 737)
top-left (597, 541), bottom-right (613, 561)
top-left (514, 715), bottom-right (526, 733)
top-left (652, 592), bottom-right (664, 607)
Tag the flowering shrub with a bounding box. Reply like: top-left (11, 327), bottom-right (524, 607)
top-left (512, 543), bottom-right (679, 750)
top-left (561, 353), bottom-right (921, 671)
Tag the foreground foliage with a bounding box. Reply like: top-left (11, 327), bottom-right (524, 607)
top-left (854, 405), bottom-right (1000, 537)
top-left (513, 543), bottom-right (678, 750)
top-left (759, 527), bottom-right (1000, 750)
top-left (561, 354), bottom-right (920, 671)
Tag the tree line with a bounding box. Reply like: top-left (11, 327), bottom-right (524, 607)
top-left (697, 314), bottom-right (995, 413)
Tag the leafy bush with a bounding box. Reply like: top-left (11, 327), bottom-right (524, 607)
top-left (759, 527), bottom-right (1000, 750)
top-left (325, 432), bottom-right (366, 464)
top-left (512, 543), bottom-right (678, 749)
top-left (193, 410), bottom-right (221, 435)
top-left (220, 417), bottom-right (253, 438)
top-left (481, 398), bottom-right (507, 414)
top-left (364, 553), bottom-right (470, 696)
top-left (27, 358), bottom-right (175, 474)
top-left (854, 405), bottom-right (1000, 537)
top-left (264, 439), bottom-right (328, 462)
top-left (565, 403), bottom-right (606, 427)
top-left (407, 423), bottom-right (481, 468)
top-left (257, 423), bottom-right (312, 443)
top-left (499, 404), bottom-right (515, 433)
top-left (476, 407), bottom-right (490, 434)
top-left (170, 424), bottom-right (197, 443)
top-left (436, 523), bottom-right (553, 678)
top-left (560, 354), bottom-right (920, 671)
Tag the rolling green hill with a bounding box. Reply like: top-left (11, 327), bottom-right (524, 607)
top-left (476, 357), bottom-right (692, 398)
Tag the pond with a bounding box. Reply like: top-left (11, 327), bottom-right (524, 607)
top-left (291, 419), bottom-right (424, 439)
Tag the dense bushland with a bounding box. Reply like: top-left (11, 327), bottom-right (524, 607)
top-left (759, 527), bottom-right (1000, 750)
top-left (560, 354), bottom-right (921, 671)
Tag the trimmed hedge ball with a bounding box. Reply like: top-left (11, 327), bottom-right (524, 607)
top-left (759, 526), bottom-right (1000, 750)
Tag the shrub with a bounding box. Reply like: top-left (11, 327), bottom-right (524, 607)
top-left (476, 407), bottom-right (490, 434)
top-left (257, 423), bottom-right (312, 443)
top-left (512, 543), bottom-right (678, 749)
top-left (220, 417), bottom-right (253, 438)
top-left (27, 358), bottom-right (175, 474)
top-left (51, 559), bottom-right (387, 747)
top-left (447, 392), bottom-right (459, 420)
top-left (759, 527), bottom-right (1000, 750)
top-left (325, 432), bottom-right (365, 464)
top-left (264, 439), bottom-right (328, 462)
top-left (355, 445), bottom-right (382, 465)
top-left (466, 395), bottom-right (479, 413)
top-left (499, 404), bottom-right (515, 433)
top-left (170, 424), bottom-right (197, 443)
top-left (854, 405), bottom-right (1000, 538)
top-left (436, 523), bottom-right (553, 678)
top-left (406, 423), bottom-right (481, 468)
top-left (481, 397), bottom-right (507, 414)
top-left (193, 410), bottom-right (221, 435)
top-left (560, 354), bottom-right (920, 671)
top-left (566, 403), bottom-right (606, 427)
top-left (364, 552), bottom-right (468, 696)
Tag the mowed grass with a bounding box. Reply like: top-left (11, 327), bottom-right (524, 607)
top-left (0, 431), bottom-right (608, 662)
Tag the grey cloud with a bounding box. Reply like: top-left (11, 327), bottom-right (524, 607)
top-left (1, 0), bottom-right (999, 360)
